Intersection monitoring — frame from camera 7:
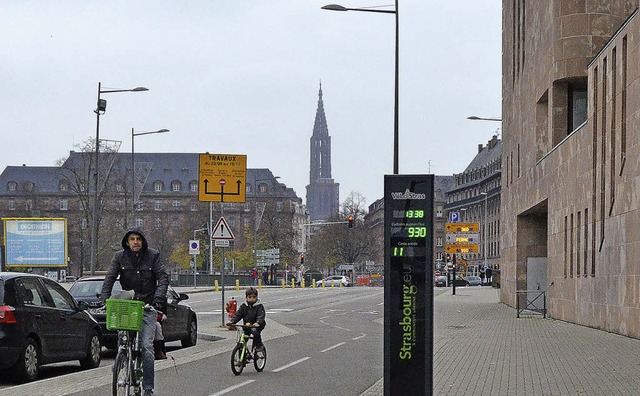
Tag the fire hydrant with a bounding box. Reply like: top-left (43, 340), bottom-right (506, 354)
top-left (225, 297), bottom-right (237, 329)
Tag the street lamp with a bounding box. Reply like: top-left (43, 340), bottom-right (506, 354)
top-left (131, 128), bottom-right (170, 223)
top-left (480, 192), bottom-right (488, 271)
top-left (253, 176), bottom-right (280, 278)
top-left (322, 2), bottom-right (399, 174)
top-left (467, 116), bottom-right (502, 122)
top-left (91, 82), bottom-right (148, 275)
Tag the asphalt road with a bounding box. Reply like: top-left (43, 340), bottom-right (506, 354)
top-left (1, 286), bottom-right (384, 396)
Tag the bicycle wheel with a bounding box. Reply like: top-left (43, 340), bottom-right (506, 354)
top-left (253, 345), bottom-right (267, 372)
top-left (230, 344), bottom-right (245, 375)
top-left (112, 349), bottom-right (130, 396)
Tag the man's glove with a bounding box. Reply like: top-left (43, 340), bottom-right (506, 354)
top-left (153, 301), bottom-right (164, 312)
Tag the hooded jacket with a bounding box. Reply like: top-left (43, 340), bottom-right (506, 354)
top-left (101, 228), bottom-right (169, 306)
top-left (230, 299), bottom-right (266, 328)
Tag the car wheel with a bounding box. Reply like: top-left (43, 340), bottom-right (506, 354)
top-left (80, 330), bottom-right (102, 369)
top-left (11, 337), bottom-right (39, 383)
top-left (181, 315), bottom-right (197, 348)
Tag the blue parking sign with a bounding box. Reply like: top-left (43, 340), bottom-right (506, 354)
top-left (449, 211), bottom-right (460, 222)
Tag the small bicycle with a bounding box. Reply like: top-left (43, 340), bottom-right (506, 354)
top-left (106, 293), bottom-right (150, 396)
top-left (229, 323), bottom-right (267, 375)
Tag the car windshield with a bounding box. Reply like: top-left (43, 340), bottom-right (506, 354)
top-left (69, 280), bottom-right (122, 298)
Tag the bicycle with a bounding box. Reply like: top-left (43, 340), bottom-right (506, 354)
top-left (229, 323), bottom-right (267, 375)
top-left (106, 294), bottom-right (150, 396)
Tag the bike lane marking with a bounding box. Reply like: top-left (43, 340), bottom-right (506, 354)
top-left (209, 379), bottom-right (255, 396)
top-left (320, 342), bottom-right (346, 353)
top-left (271, 357), bottom-right (310, 372)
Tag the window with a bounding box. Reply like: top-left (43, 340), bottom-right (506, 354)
top-left (172, 200), bottom-right (180, 208)
top-left (246, 184), bottom-right (253, 193)
top-left (8, 181), bottom-right (17, 191)
top-left (244, 218), bottom-right (251, 228)
top-left (60, 199), bottom-right (68, 211)
top-left (80, 182), bottom-right (86, 192)
top-left (190, 202), bottom-right (198, 211)
top-left (436, 208), bottom-right (443, 218)
top-left (58, 181), bottom-right (68, 191)
top-left (154, 181), bottom-right (163, 192)
top-left (171, 181), bottom-right (181, 192)
top-left (81, 218), bottom-right (88, 229)
top-left (155, 218), bottom-right (162, 229)
top-left (190, 181), bottom-right (198, 192)
top-left (135, 201), bottom-right (144, 211)
top-left (43, 281), bottom-right (74, 310)
top-left (276, 202), bottom-right (284, 212)
top-left (115, 182), bottom-right (124, 192)
top-left (24, 181), bottom-right (34, 192)
top-left (135, 218), bottom-right (144, 228)
top-left (15, 279), bottom-right (45, 306)
top-left (244, 202), bottom-right (251, 211)
top-left (436, 237), bottom-right (443, 247)
top-left (25, 199), bottom-right (33, 211)
top-left (569, 81), bottom-right (587, 132)
top-left (9, 199), bottom-right (15, 210)
top-left (259, 183), bottom-right (267, 193)
top-left (154, 200), bottom-right (162, 211)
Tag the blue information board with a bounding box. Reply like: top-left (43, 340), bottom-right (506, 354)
top-left (3, 218), bottom-right (67, 267)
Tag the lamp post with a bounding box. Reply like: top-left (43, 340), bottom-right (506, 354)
top-left (467, 116), bottom-right (502, 122)
top-left (480, 192), bottom-right (488, 271)
top-left (91, 82), bottom-right (148, 275)
top-left (131, 128), bottom-right (170, 223)
top-left (253, 176), bottom-right (280, 278)
top-left (322, 2), bottom-right (399, 174)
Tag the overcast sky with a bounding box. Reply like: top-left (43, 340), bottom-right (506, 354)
top-left (1, 1), bottom-right (501, 209)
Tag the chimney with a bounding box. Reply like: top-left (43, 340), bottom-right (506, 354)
top-left (478, 144), bottom-right (483, 154)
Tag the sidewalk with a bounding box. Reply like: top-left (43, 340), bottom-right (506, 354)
top-left (361, 286), bottom-right (640, 396)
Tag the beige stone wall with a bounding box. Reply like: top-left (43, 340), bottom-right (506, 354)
top-left (501, 1), bottom-right (640, 338)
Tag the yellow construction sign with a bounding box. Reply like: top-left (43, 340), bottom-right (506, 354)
top-left (198, 153), bottom-right (246, 202)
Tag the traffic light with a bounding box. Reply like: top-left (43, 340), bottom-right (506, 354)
top-left (348, 215), bottom-right (354, 228)
top-left (446, 254), bottom-right (451, 262)
top-left (299, 254), bottom-right (304, 264)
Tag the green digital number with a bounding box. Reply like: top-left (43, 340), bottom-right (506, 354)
top-left (408, 227), bottom-right (427, 238)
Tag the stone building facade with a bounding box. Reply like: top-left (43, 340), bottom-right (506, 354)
top-left (0, 152), bottom-right (306, 277)
top-left (501, 1), bottom-right (640, 338)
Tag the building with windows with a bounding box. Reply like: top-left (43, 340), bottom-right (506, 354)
top-left (501, 2), bottom-right (640, 338)
top-left (445, 135), bottom-right (502, 274)
top-left (0, 152), bottom-right (306, 277)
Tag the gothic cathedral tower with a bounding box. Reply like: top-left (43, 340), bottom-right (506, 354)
top-left (306, 83), bottom-right (340, 222)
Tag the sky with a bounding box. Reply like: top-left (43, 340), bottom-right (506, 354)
top-left (1, 1), bottom-right (502, 209)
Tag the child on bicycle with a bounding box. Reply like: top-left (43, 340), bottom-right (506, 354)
top-left (227, 286), bottom-right (266, 351)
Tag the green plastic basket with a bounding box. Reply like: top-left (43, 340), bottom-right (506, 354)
top-left (106, 299), bottom-right (144, 331)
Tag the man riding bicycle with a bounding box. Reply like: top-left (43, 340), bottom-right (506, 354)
top-left (101, 229), bottom-right (168, 396)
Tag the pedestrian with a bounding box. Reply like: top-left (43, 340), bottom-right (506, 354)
top-left (262, 269), bottom-right (269, 285)
top-left (480, 270), bottom-right (485, 286)
top-left (227, 286), bottom-right (266, 352)
top-left (251, 267), bottom-right (259, 286)
top-left (485, 267), bottom-right (493, 285)
top-left (101, 228), bottom-right (168, 396)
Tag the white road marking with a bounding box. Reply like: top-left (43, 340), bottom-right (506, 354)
top-left (208, 379), bottom-right (255, 396)
top-left (352, 333), bottom-right (367, 340)
top-left (320, 342), bottom-right (346, 353)
top-left (272, 357), bottom-right (310, 372)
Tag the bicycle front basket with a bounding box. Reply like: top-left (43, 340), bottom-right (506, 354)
top-left (106, 299), bottom-right (144, 331)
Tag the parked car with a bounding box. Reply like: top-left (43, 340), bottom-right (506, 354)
top-left (434, 276), bottom-right (448, 287)
top-left (0, 272), bottom-right (102, 383)
top-left (316, 275), bottom-right (352, 287)
top-left (465, 276), bottom-right (483, 286)
top-left (68, 276), bottom-right (197, 350)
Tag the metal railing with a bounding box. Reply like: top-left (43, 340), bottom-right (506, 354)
top-left (516, 290), bottom-right (546, 318)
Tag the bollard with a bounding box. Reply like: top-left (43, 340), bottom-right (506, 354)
top-left (291, 278), bottom-right (296, 289)
top-left (235, 279), bottom-right (240, 291)
top-left (301, 279), bottom-right (305, 288)
top-left (281, 279), bottom-right (286, 288)
top-left (258, 279), bottom-right (262, 290)
top-left (331, 279), bottom-right (335, 288)
top-left (214, 279), bottom-right (219, 292)
top-left (339, 279), bottom-right (343, 288)
top-left (312, 278), bottom-right (316, 288)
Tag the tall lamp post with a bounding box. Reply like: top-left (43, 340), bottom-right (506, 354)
top-left (480, 192), bottom-right (488, 271)
top-left (91, 82), bottom-right (148, 275)
top-left (322, 2), bottom-right (399, 174)
top-left (131, 128), bottom-right (170, 223)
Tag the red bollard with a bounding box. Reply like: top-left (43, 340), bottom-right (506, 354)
top-left (225, 297), bottom-right (237, 320)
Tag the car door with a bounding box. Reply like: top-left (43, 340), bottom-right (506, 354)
top-left (14, 277), bottom-right (60, 359)
top-left (163, 286), bottom-right (188, 341)
top-left (39, 278), bottom-right (89, 358)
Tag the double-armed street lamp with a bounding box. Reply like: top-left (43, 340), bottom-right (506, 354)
top-left (91, 82), bottom-right (148, 275)
top-left (322, 2), bottom-right (399, 174)
top-left (131, 128), bottom-right (170, 222)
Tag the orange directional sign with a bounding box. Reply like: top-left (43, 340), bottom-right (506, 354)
top-left (445, 222), bottom-right (480, 233)
top-left (445, 244), bottom-right (480, 253)
top-left (198, 154), bottom-right (246, 202)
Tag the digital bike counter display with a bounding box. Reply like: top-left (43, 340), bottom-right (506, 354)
top-left (384, 175), bottom-right (434, 395)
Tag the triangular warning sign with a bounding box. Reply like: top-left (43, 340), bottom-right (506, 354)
top-left (211, 217), bottom-right (235, 240)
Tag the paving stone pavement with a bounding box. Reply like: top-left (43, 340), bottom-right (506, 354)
top-left (360, 286), bottom-right (640, 396)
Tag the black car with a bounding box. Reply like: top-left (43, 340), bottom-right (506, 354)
top-left (0, 272), bottom-right (102, 383)
top-left (69, 276), bottom-right (197, 349)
